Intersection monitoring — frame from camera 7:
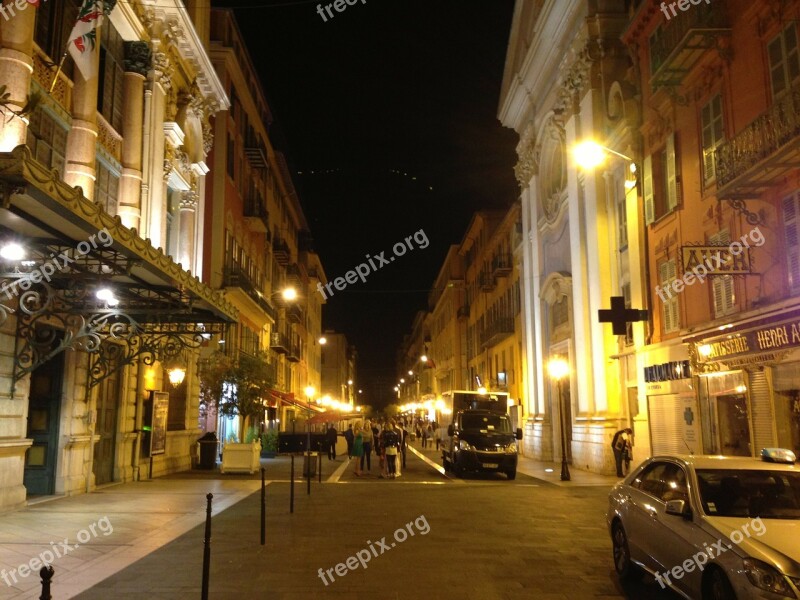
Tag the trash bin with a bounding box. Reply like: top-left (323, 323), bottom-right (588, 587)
top-left (303, 451), bottom-right (318, 477)
top-left (198, 432), bottom-right (218, 470)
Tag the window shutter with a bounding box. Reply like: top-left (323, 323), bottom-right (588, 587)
top-left (644, 155), bottom-right (655, 225)
top-left (783, 193), bottom-right (800, 290)
top-left (666, 133), bottom-right (678, 211)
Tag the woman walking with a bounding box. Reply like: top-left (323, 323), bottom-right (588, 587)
top-left (382, 423), bottom-right (400, 479)
top-left (352, 423), bottom-right (364, 477)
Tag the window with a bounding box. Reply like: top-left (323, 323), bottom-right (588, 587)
top-left (95, 161), bottom-right (119, 216)
top-left (617, 175), bottom-right (628, 249)
top-left (34, 0), bottom-right (81, 80)
top-left (227, 138), bottom-right (235, 180)
top-left (644, 134), bottom-right (680, 224)
top-left (658, 260), bottom-right (680, 333)
top-left (165, 188), bottom-right (181, 261)
top-left (26, 108), bottom-right (68, 179)
top-left (633, 461), bottom-right (670, 498)
top-left (701, 95), bottom-right (724, 183)
top-left (97, 22), bottom-right (124, 133)
top-left (709, 230), bottom-right (735, 317)
top-left (165, 371), bottom-right (187, 431)
top-left (622, 283), bottom-right (633, 345)
top-left (768, 25), bottom-right (800, 98)
top-left (783, 192), bottom-right (800, 292)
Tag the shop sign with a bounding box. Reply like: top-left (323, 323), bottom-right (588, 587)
top-left (700, 319), bottom-right (800, 361)
top-left (644, 360), bottom-right (691, 382)
top-left (681, 246), bottom-right (751, 275)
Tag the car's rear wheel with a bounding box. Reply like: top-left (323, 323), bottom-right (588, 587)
top-left (611, 522), bottom-right (640, 581)
top-left (703, 567), bottom-right (737, 600)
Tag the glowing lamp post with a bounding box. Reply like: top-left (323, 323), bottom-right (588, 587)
top-left (547, 357), bottom-right (571, 481)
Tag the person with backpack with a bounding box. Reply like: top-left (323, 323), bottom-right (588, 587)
top-left (382, 423), bottom-right (399, 479)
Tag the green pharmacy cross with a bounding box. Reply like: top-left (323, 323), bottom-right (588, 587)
top-left (598, 296), bottom-right (648, 336)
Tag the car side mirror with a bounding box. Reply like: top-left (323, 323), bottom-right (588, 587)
top-left (447, 424), bottom-right (454, 437)
top-left (515, 428), bottom-right (523, 440)
top-left (665, 499), bottom-right (692, 520)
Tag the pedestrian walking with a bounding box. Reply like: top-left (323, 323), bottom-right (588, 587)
top-left (611, 428), bottom-right (633, 477)
top-left (399, 421), bottom-right (408, 470)
top-left (325, 424), bottom-right (337, 460)
top-left (382, 423), bottom-right (399, 478)
top-left (361, 420), bottom-right (373, 472)
top-left (421, 423), bottom-right (428, 448)
top-left (344, 424), bottom-right (355, 458)
top-left (352, 424), bottom-right (364, 476)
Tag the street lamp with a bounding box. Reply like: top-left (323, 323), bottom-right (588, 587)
top-left (572, 140), bottom-right (633, 170)
top-left (547, 357), bottom-right (571, 481)
top-left (318, 336), bottom-right (327, 345)
top-left (282, 287), bottom-right (298, 302)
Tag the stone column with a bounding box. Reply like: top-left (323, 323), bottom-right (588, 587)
top-left (142, 49), bottom-right (171, 247)
top-left (178, 189), bottom-right (197, 269)
top-left (118, 42), bottom-right (150, 231)
top-left (0, 2), bottom-right (35, 151)
top-left (64, 44), bottom-right (100, 199)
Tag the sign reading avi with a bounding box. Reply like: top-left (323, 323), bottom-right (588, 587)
top-left (681, 246), bottom-right (752, 275)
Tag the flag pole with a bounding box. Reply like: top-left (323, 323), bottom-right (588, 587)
top-left (48, 50), bottom-right (69, 94)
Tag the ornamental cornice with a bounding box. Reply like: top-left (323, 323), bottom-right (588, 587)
top-left (0, 146), bottom-right (238, 321)
top-left (514, 120), bottom-right (537, 187)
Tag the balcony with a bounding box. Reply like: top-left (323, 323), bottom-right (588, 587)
top-left (715, 82), bottom-right (800, 197)
top-left (479, 272), bottom-right (495, 292)
top-left (492, 254), bottom-right (512, 278)
top-left (286, 263), bottom-right (303, 288)
top-left (243, 197), bottom-right (269, 233)
top-left (287, 339), bottom-right (301, 362)
top-left (287, 303), bottom-right (304, 324)
top-left (222, 263), bottom-right (276, 321)
top-left (273, 238), bottom-right (290, 266)
top-left (649, 1), bottom-right (730, 88)
top-left (270, 331), bottom-right (289, 354)
top-left (457, 305), bottom-right (469, 320)
top-left (480, 317), bottom-right (515, 349)
top-left (244, 136), bottom-right (268, 169)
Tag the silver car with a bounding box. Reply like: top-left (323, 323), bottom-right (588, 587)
top-left (607, 449), bottom-right (800, 599)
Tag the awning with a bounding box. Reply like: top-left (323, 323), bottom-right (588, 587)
top-left (0, 146), bottom-right (239, 388)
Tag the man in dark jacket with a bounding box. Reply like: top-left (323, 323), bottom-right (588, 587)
top-left (326, 424), bottom-right (338, 460)
top-left (611, 428), bottom-right (633, 477)
top-left (343, 425), bottom-right (355, 458)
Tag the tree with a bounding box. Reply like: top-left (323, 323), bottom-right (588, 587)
top-left (199, 350), bottom-right (276, 440)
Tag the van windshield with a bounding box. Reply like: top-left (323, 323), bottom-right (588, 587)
top-left (460, 414), bottom-right (511, 433)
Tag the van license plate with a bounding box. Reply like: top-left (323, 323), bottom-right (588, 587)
top-left (482, 463), bottom-right (498, 468)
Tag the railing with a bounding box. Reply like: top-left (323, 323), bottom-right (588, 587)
top-left (243, 197), bottom-right (269, 231)
top-left (457, 305), bottom-right (469, 320)
top-left (650, 1), bottom-right (728, 79)
top-left (270, 331), bottom-right (289, 353)
top-left (479, 272), bottom-right (495, 291)
top-left (715, 82), bottom-right (800, 187)
top-left (492, 253), bottom-right (513, 277)
top-left (479, 317), bottom-right (515, 348)
top-left (223, 263), bottom-right (276, 319)
top-left (273, 238), bottom-right (290, 265)
top-left (287, 303), bottom-right (304, 324)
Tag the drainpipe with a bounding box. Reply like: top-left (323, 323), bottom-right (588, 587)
top-left (84, 358), bottom-right (96, 494)
top-left (132, 358), bottom-right (146, 481)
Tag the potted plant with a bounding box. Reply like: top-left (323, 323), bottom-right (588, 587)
top-left (260, 429), bottom-right (279, 458)
top-left (199, 350), bottom-right (276, 474)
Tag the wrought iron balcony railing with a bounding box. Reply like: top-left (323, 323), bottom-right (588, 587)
top-left (479, 317), bottom-right (515, 348)
top-left (492, 253), bottom-right (512, 278)
top-left (715, 81), bottom-right (800, 195)
top-left (243, 197), bottom-right (269, 233)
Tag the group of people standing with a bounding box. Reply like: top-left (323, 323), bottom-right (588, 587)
top-left (324, 419), bottom-right (410, 479)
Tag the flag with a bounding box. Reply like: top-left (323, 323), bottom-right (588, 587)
top-left (67, 0), bottom-right (117, 81)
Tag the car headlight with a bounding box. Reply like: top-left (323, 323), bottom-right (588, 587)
top-left (743, 558), bottom-right (797, 597)
top-left (505, 442), bottom-right (518, 453)
top-left (458, 440), bottom-right (474, 451)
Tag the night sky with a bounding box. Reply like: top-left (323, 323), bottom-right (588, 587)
top-left (214, 0), bottom-right (519, 408)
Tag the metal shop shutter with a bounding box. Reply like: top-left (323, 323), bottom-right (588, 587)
top-left (649, 394), bottom-right (685, 455)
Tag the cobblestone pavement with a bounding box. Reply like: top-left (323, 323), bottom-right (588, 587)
top-left (58, 447), bottom-right (679, 600)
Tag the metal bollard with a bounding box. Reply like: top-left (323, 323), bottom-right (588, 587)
top-left (261, 467), bottom-right (266, 546)
top-left (290, 455), bottom-right (295, 514)
top-left (39, 565), bottom-right (53, 600)
top-left (201, 493), bottom-right (213, 600)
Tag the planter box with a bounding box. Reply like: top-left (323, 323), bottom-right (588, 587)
top-left (221, 442), bottom-right (260, 474)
